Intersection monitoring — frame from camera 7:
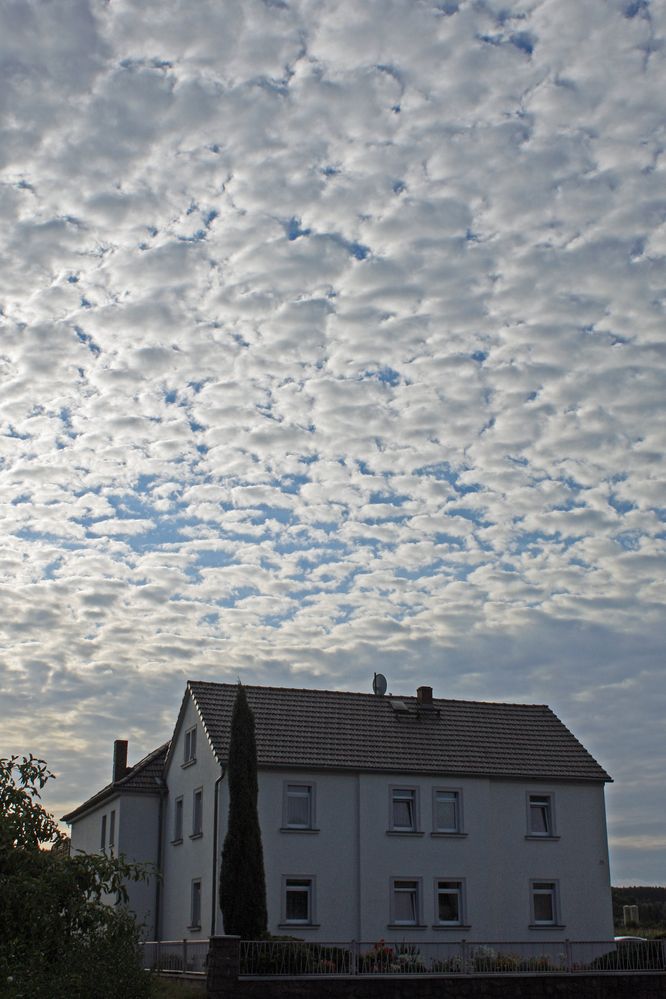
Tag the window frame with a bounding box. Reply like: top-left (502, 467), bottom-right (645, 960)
top-left (389, 786), bottom-right (420, 834)
top-left (109, 809), bottom-right (116, 849)
top-left (173, 796), bottom-right (184, 843)
top-left (190, 878), bottom-right (202, 930)
top-left (282, 782), bottom-right (317, 831)
top-left (281, 876), bottom-right (317, 927)
top-left (530, 879), bottom-right (561, 927)
top-left (389, 877), bottom-right (423, 928)
top-left (183, 725), bottom-right (197, 766)
top-left (100, 814), bottom-right (107, 851)
top-left (191, 787), bottom-right (203, 838)
top-left (434, 878), bottom-right (467, 927)
top-left (526, 792), bottom-right (558, 838)
top-left (432, 788), bottom-right (464, 835)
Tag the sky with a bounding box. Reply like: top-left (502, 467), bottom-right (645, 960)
top-left (0, 0), bottom-right (664, 886)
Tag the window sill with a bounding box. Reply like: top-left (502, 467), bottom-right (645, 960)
top-left (430, 832), bottom-right (467, 838)
top-left (525, 834), bottom-right (560, 841)
top-left (386, 924), bottom-right (428, 930)
top-left (171, 838), bottom-right (183, 846)
top-left (187, 924), bottom-right (202, 932)
top-left (529, 923), bottom-right (566, 930)
top-left (280, 827), bottom-right (320, 834)
top-left (431, 924), bottom-right (471, 931)
top-left (189, 832), bottom-right (203, 840)
top-left (278, 923), bottom-right (320, 930)
top-left (386, 830), bottom-right (425, 837)
top-left (181, 758), bottom-right (197, 769)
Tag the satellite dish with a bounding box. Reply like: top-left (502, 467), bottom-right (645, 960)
top-left (372, 672), bottom-right (387, 696)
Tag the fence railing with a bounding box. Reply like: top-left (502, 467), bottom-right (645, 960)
top-left (141, 938), bottom-right (209, 975)
top-left (239, 938), bottom-right (666, 977)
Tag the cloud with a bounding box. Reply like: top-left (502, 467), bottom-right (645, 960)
top-left (0, 0), bottom-right (664, 883)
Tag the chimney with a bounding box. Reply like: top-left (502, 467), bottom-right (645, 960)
top-left (113, 740), bottom-right (128, 782)
top-left (416, 685), bottom-right (433, 706)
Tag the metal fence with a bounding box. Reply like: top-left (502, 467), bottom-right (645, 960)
top-left (141, 938), bottom-right (209, 975)
top-left (239, 938), bottom-right (666, 977)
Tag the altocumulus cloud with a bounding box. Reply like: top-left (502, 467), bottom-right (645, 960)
top-left (0, 0), bottom-right (664, 883)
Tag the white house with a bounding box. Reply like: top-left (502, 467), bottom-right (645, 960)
top-left (64, 681), bottom-right (614, 943)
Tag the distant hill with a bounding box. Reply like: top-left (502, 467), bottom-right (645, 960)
top-left (612, 886), bottom-right (666, 928)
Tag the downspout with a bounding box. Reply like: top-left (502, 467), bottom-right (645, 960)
top-left (355, 773), bottom-right (362, 941)
top-left (210, 767), bottom-right (225, 936)
top-left (154, 780), bottom-right (166, 941)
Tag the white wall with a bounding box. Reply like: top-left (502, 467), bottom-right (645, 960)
top-left (118, 794), bottom-right (161, 938)
top-left (69, 791), bottom-right (161, 938)
top-left (245, 770), bottom-right (613, 943)
top-left (160, 693), bottom-right (222, 941)
top-left (257, 770), bottom-right (360, 940)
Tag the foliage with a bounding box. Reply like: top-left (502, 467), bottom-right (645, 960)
top-left (241, 939), bottom-right (351, 975)
top-left (0, 754), bottom-right (152, 999)
top-left (612, 886), bottom-right (666, 929)
top-left (358, 941), bottom-right (426, 974)
top-left (219, 684), bottom-right (268, 939)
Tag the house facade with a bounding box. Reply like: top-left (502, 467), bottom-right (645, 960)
top-left (64, 681), bottom-right (614, 943)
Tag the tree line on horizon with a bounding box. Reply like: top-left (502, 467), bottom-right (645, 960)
top-left (612, 886), bottom-right (666, 930)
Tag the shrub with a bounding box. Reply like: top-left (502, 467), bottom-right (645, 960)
top-left (0, 754), bottom-right (151, 999)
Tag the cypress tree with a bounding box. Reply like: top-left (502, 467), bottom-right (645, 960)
top-left (219, 684), bottom-right (268, 939)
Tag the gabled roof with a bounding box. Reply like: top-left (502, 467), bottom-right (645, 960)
top-left (189, 682), bottom-right (611, 783)
top-left (62, 742), bottom-right (169, 823)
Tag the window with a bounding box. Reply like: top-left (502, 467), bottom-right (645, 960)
top-left (283, 783), bottom-right (314, 829)
top-left (173, 796), bottom-right (183, 842)
top-left (190, 879), bottom-right (202, 930)
top-left (531, 881), bottom-right (559, 926)
top-left (390, 787), bottom-right (418, 832)
top-left (284, 878), bottom-right (314, 925)
top-left (433, 789), bottom-right (462, 833)
top-left (109, 809), bottom-right (116, 848)
top-left (191, 788), bottom-right (203, 837)
top-left (391, 879), bottom-right (421, 926)
top-left (528, 794), bottom-right (555, 836)
top-left (436, 880), bottom-right (465, 925)
top-left (100, 814), bottom-right (107, 851)
top-left (184, 725), bottom-right (197, 765)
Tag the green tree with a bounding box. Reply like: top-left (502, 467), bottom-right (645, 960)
top-left (0, 754), bottom-right (152, 999)
top-left (219, 684), bottom-right (268, 939)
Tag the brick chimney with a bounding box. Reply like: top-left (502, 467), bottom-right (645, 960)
top-left (416, 685), bottom-right (433, 706)
top-left (113, 739), bottom-right (128, 782)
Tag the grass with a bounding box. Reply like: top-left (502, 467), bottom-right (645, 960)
top-left (150, 975), bottom-right (206, 998)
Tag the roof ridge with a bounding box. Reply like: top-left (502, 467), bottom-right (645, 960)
top-left (187, 679), bottom-right (549, 709)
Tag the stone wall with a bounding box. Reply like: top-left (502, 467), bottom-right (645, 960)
top-left (207, 937), bottom-right (666, 999)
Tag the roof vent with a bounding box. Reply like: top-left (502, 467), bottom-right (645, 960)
top-left (113, 739), bottom-right (128, 782)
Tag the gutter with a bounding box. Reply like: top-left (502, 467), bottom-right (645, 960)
top-left (154, 780), bottom-right (167, 941)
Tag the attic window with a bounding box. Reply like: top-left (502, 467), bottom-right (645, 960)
top-left (183, 725), bottom-right (197, 766)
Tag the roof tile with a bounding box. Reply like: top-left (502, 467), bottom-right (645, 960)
top-left (189, 683), bottom-right (611, 782)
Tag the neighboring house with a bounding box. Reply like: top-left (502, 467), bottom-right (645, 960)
top-left (64, 682), bottom-right (614, 943)
top-left (62, 740), bottom-right (168, 939)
